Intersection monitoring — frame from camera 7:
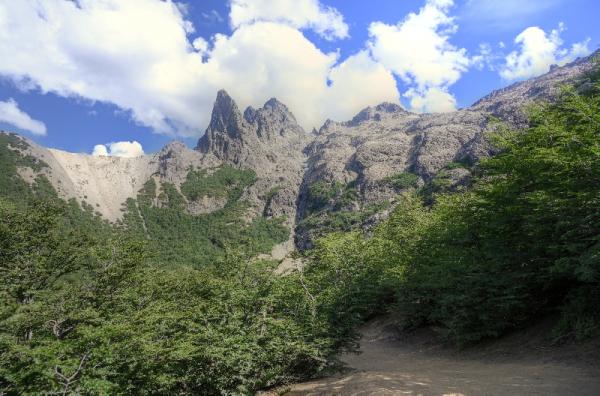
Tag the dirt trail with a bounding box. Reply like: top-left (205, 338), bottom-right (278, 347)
top-left (285, 318), bottom-right (600, 395)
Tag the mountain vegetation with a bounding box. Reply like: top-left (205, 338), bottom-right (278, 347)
top-left (120, 166), bottom-right (289, 267)
top-left (307, 66), bottom-right (600, 345)
top-left (0, 65), bottom-right (598, 394)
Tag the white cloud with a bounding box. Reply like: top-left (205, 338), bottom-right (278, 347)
top-left (0, 98), bottom-right (47, 135)
top-left (229, 0), bottom-right (348, 40)
top-left (0, 0), bottom-right (397, 136)
top-left (0, 0), bottom-right (205, 136)
top-left (91, 144), bottom-right (108, 156)
top-left (471, 43), bottom-right (493, 70)
top-left (500, 24), bottom-right (591, 80)
top-left (324, 50), bottom-right (400, 120)
top-left (192, 37), bottom-right (209, 54)
top-left (405, 87), bottom-right (457, 113)
top-left (367, 0), bottom-right (469, 113)
top-left (208, 23), bottom-right (399, 128)
top-left (92, 141), bottom-right (144, 157)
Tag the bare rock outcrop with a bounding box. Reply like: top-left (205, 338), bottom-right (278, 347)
top-left (197, 90), bottom-right (310, 240)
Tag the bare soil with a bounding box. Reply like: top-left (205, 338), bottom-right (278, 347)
top-left (283, 317), bottom-right (600, 395)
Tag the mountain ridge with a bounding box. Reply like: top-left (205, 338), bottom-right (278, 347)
top-left (2, 50), bottom-right (598, 252)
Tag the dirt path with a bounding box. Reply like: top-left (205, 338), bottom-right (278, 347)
top-left (285, 318), bottom-right (600, 395)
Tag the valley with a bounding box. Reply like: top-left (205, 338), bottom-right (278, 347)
top-left (1, 51), bottom-right (599, 395)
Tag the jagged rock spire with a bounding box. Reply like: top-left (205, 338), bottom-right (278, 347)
top-left (196, 89), bottom-right (251, 159)
top-left (196, 90), bottom-right (305, 159)
top-left (207, 90), bottom-right (246, 139)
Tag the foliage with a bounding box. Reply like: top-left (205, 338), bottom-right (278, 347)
top-left (0, 133), bottom-right (48, 204)
top-left (309, 68), bottom-right (600, 345)
top-left (263, 186), bottom-right (282, 216)
top-left (0, 138), bottom-right (338, 394)
top-left (306, 180), bottom-right (358, 213)
top-left (181, 165), bottom-right (256, 204)
top-left (296, 202), bottom-right (389, 244)
top-left (122, 168), bottom-right (289, 268)
top-left (297, 180), bottom-right (381, 246)
top-left (383, 171), bottom-right (419, 190)
top-left (0, 199), bottom-right (343, 394)
top-left (419, 170), bottom-right (453, 205)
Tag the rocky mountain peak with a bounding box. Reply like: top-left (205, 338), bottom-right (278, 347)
top-left (196, 90), bottom-right (249, 158)
top-left (157, 140), bottom-right (202, 183)
top-left (243, 106), bottom-right (257, 123)
top-left (159, 140), bottom-right (188, 155)
top-left (469, 50), bottom-right (599, 126)
top-left (252, 97), bottom-right (304, 139)
top-left (263, 97), bottom-right (289, 113)
top-left (345, 102), bottom-right (407, 127)
top-left (196, 90), bottom-right (307, 163)
top-left (375, 102), bottom-right (406, 113)
top-left (207, 89), bottom-right (247, 139)
top-left (317, 119), bottom-right (335, 134)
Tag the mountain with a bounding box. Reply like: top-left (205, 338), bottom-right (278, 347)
top-left (2, 51), bottom-right (597, 254)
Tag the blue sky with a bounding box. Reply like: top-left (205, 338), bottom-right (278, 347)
top-left (0, 0), bottom-right (597, 156)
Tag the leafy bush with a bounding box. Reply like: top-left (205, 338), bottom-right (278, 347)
top-left (0, 200), bottom-right (340, 394)
top-left (306, 181), bottom-right (358, 214)
top-left (296, 202), bottom-right (388, 243)
top-left (0, 133), bottom-right (49, 204)
top-left (181, 165), bottom-right (256, 204)
top-left (383, 171), bottom-right (419, 190)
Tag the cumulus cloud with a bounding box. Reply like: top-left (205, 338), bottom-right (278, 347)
top-left (367, 0), bottom-right (469, 113)
top-left (0, 0), bottom-right (397, 136)
top-left (91, 145), bottom-right (108, 156)
top-left (92, 141), bottom-right (144, 158)
top-left (500, 24), bottom-right (591, 80)
top-left (208, 23), bottom-right (399, 128)
top-left (0, 0), bottom-right (206, 136)
top-left (0, 98), bottom-right (47, 136)
top-left (404, 87), bottom-right (457, 113)
top-left (192, 37), bottom-right (209, 54)
top-left (229, 0), bottom-right (348, 40)
top-left (324, 50), bottom-right (400, 120)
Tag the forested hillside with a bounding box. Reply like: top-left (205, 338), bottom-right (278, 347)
top-left (0, 134), bottom-right (349, 394)
top-left (1, 65), bottom-right (598, 394)
top-left (305, 64), bottom-right (600, 346)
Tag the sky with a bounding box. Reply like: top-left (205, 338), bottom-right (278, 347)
top-left (0, 0), bottom-right (598, 156)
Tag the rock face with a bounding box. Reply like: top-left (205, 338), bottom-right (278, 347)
top-left (5, 50), bottom-right (598, 250)
top-left (302, 107), bottom-right (487, 204)
top-left (471, 54), bottom-right (597, 126)
top-left (12, 137), bottom-right (203, 221)
top-left (295, 52), bottom-right (598, 224)
top-left (197, 90), bottom-right (310, 232)
top-left (198, 90), bottom-right (307, 164)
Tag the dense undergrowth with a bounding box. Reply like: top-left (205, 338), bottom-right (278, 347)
top-left (307, 66), bottom-right (600, 345)
top-left (1, 66), bottom-right (599, 394)
top-left (0, 141), bottom-right (344, 394)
